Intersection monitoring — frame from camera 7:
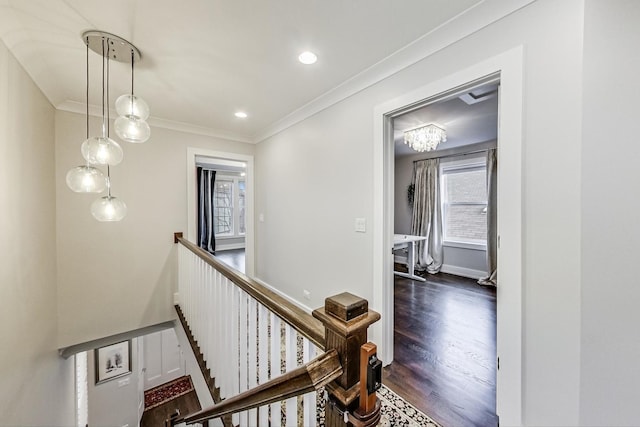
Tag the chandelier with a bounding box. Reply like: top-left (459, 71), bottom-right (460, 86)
top-left (65, 31), bottom-right (150, 221)
top-left (403, 124), bottom-right (446, 153)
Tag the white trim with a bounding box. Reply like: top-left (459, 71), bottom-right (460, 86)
top-left (172, 318), bottom-right (215, 409)
top-left (252, 277), bottom-right (314, 315)
top-left (394, 255), bottom-right (407, 265)
top-left (56, 100), bottom-right (253, 144)
top-left (394, 256), bottom-right (486, 279)
top-left (372, 46), bottom-right (524, 426)
top-left (443, 240), bottom-right (487, 251)
top-left (254, 0), bottom-right (534, 143)
top-left (215, 242), bottom-right (246, 251)
top-left (186, 148), bottom-right (255, 277)
top-left (440, 264), bottom-right (487, 280)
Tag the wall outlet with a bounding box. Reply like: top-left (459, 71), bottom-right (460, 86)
top-left (303, 290), bottom-right (311, 300)
top-left (259, 213), bottom-right (265, 222)
top-left (355, 217), bottom-right (366, 233)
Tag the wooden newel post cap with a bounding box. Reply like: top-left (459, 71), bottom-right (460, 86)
top-left (312, 292), bottom-right (381, 411)
top-left (312, 292), bottom-right (380, 335)
top-left (325, 292), bottom-right (368, 321)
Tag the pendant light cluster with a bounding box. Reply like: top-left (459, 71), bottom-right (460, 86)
top-left (66, 31), bottom-right (150, 221)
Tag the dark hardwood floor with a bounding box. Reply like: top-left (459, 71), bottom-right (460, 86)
top-left (383, 272), bottom-right (497, 427)
top-left (214, 248), bottom-right (245, 273)
top-left (140, 389), bottom-right (201, 427)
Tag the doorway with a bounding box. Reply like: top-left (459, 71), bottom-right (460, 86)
top-left (372, 47), bottom-right (524, 425)
top-left (386, 80), bottom-right (499, 426)
top-left (186, 148), bottom-right (255, 277)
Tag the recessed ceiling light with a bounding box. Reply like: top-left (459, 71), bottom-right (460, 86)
top-left (235, 111), bottom-right (248, 118)
top-left (298, 51), bottom-right (317, 65)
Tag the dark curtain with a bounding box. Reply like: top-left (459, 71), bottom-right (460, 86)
top-left (197, 167), bottom-right (216, 253)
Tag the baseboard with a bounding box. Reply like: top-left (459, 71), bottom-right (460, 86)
top-left (172, 314), bottom-right (216, 409)
top-left (215, 242), bottom-right (245, 251)
top-left (396, 256), bottom-right (486, 280)
top-left (253, 277), bottom-right (314, 314)
top-left (394, 255), bottom-right (407, 265)
top-left (440, 264), bottom-right (487, 280)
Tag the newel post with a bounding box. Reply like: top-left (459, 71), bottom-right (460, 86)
top-left (313, 292), bottom-right (381, 426)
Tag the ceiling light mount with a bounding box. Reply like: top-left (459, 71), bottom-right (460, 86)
top-left (83, 30), bottom-right (141, 63)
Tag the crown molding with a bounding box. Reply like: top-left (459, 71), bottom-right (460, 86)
top-left (252, 0), bottom-right (535, 143)
top-left (56, 100), bottom-right (254, 144)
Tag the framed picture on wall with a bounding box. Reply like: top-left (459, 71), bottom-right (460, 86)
top-left (95, 340), bottom-right (132, 384)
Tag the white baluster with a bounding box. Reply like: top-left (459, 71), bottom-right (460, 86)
top-left (258, 305), bottom-right (269, 425)
top-left (238, 290), bottom-right (249, 426)
top-left (248, 297), bottom-right (258, 426)
top-left (231, 285), bottom-right (240, 426)
top-left (285, 325), bottom-right (297, 427)
top-left (213, 270), bottom-right (221, 383)
top-left (270, 314), bottom-right (282, 427)
top-left (302, 338), bottom-right (316, 427)
top-left (221, 277), bottom-right (232, 398)
top-left (206, 266), bottom-right (214, 372)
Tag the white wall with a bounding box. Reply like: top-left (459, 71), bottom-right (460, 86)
top-left (0, 40), bottom-right (75, 426)
top-left (255, 1), bottom-right (583, 425)
top-left (580, 1), bottom-right (640, 425)
top-left (55, 111), bottom-right (255, 347)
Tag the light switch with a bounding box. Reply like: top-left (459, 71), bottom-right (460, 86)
top-left (355, 218), bottom-right (366, 233)
top-left (259, 213), bottom-right (265, 222)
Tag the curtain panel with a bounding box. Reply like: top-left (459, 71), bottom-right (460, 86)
top-left (410, 159), bottom-right (443, 274)
top-left (478, 148), bottom-right (497, 286)
top-left (197, 167), bottom-right (216, 253)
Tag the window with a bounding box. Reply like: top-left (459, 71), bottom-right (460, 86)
top-left (441, 163), bottom-right (487, 247)
top-left (214, 176), bottom-right (245, 237)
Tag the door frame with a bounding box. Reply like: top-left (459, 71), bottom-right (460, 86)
top-left (186, 147), bottom-right (255, 277)
top-left (371, 46), bottom-right (524, 425)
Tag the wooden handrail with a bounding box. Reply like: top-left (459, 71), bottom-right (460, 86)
top-left (181, 349), bottom-right (342, 424)
top-left (176, 235), bottom-right (325, 349)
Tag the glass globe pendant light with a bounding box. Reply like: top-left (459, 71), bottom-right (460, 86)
top-left (114, 115), bottom-right (150, 143)
top-left (115, 94), bottom-right (149, 121)
top-left (66, 165), bottom-right (106, 193)
top-left (115, 50), bottom-right (151, 143)
top-left (91, 168), bottom-right (127, 222)
top-left (67, 30), bottom-right (146, 221)
top-left (82, 37), bottom-right (123, 165)
top-left (66, 41), bottom-right (107, 193)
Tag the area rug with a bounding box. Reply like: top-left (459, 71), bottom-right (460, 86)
top-left (376, 385), bottom-right (441, 427)
top-left (314, 385), bottom-right (441, 427)
top-left (144, 375), bottom-right (194, 411)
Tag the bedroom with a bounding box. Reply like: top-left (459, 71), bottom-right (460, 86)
top-left (387, 81), bottom-right (498, 427)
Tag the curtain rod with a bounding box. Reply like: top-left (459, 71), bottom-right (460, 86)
top-left (412, 148), bottom-right (490, 162)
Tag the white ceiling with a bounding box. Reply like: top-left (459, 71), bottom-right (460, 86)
top-left (0, 0), bottom-right (485, 142)
top-left (394, 82), bottom-right (499, 157)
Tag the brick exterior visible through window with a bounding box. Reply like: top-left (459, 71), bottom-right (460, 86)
top-left (442, 165), bottom-right (487, 244)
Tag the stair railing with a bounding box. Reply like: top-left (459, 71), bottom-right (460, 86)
top-left (173, 233), bottom-right (380, 427)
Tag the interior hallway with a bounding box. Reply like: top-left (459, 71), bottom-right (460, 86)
top-left (383, 273), bottom-right (497, 427)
